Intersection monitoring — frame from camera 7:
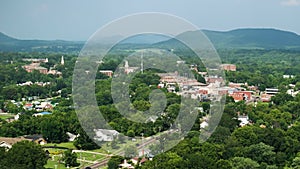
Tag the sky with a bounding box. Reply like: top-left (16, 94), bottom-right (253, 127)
top-left (0, 0), bottom-right (300, 41)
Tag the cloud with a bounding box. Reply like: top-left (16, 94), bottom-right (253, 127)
top-left (281, 0), bottom-right (300, 6)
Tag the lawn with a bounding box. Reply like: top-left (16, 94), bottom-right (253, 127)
top-left (91, 148), bottom-right (110, 154)
top-left (78, 152), bottom-right (106, 161)
top-left (0, 114), bottom-right (14, 120)
top-left (45, 155), bottom-right (68, 169)
top-left (44, 142), bottom-right (77, 150)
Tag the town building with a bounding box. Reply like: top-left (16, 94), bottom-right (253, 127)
top-left (220, 64), bottom-right (236, 71)
top-left (265, 88), bottom-right (279, 95)
top-left (23, 63), bottom-right (48, 74)
top-left (230, 91), bottom-right (252, 102)
top-left (99, 70), bottom-right (113, 77)
top-left (122, 60), bottom-right (139, 74)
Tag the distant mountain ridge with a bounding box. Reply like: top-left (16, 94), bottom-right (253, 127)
top-left (202, 28), bottom-right (300, 49)
top-left (0, 32), bottom-right (83, 53)
top-left (153, 28), bottom-right (300, 50)
top-left (1, 28), bottom-right (300, 52)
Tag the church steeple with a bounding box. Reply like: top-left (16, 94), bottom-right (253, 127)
top-left (61, 56), bottom-right (64, 65)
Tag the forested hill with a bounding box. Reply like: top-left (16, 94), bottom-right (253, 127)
top-left (0, 32), bottom-right (83, 53)
top-left (154, 28), bottom-right (300, 50)
top-left (1, 28), bottom-right (300, 52)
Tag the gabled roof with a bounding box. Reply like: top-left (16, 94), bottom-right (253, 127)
top-left (0, 137), bottom-right (31, 145)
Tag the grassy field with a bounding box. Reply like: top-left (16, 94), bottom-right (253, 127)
top-left (45, 142), bottom-right (76, 149)
top-left (0, 114), bottom-right (14, 120)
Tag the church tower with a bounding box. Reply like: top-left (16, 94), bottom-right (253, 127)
top-left (61, 56), bottom-right (64, 65)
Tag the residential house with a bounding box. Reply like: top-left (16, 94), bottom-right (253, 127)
top-left (238, 115), bottom-right (250, 127)
top-left (261, 94), bottom-right (272, 102)
top-left (119, 160), bottom-right (134, 169)
top-left (131, 157), bottom-right (148, 166)
top-left (24, 135), bottom-right (47, 145)
top-left (0, 137), bottom-right (31, 149)
top-left (94, 129), bottom-right (119, 142)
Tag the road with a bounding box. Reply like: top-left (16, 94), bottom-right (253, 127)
top-left (86, 137), bottom-right (158, 169)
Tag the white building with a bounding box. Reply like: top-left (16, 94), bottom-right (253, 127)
top-left (94, 129), bottom-right (119, 142)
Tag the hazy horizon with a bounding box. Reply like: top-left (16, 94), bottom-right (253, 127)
top-left (1, 0), bottom-right (299, 41)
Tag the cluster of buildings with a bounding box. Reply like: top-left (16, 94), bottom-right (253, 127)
top-left (17, 81), bottom-right (51, 87)
top-left (22, 56), bottom-right (64, 75)
top-left (119, 158), bottom-right (148, 169)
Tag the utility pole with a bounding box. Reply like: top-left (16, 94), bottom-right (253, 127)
top-left (141, 133), bottom-right (144, 157)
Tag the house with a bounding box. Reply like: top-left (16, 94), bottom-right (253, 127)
top-left (14, 112), bottom-right (25, 120)
top-left (24, 135), bottom-right (47, 145)
top-left (238, 115), bottom-right (250, 127)
top-left (206, 77), bottom-right (224, 84)
top-left (0, 137), bottom-right (31, 149)
top-left (47, 69), bottom-right (62, 76)
top-left (131, 157), bottom-right (148, 166)
top-left (283, 75), bottom-right (295, 79)
top-left (35, 102), bottom-right (53, 111)
top-left (230, 91), bottom-right (252, 102)
top-left (99, 70), bottom-right (113, 77)
top-left (200, 120), bottom-right (209, 129)
top-left (23, 103), bottom-right (33, 110)
top-left (220, 64), bottom-right (236, 71)
top-left (94, 129), bottom-right (119, 142)
top-left (228, 82), bottom-right (244, 88)
top-left (261, 93), bottom-right (272, 102)
top-left (66, 132), bottom-right (79, 142)
top-left (119, 160), bottom-right (134, 169)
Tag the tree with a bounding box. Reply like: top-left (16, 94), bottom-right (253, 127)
top-left (5, 101), bottom-right (22, 114)
top-left (271, 92), bottom-right (293, 105)
top-left (108, 156), bottom-right (124, 169)
top-left (124, 145), bottom-right (138, 158)
top-left (291, 157), bottom-right (300, 169)
top-left (73, 128), bottom-right (100, 150)
top-left (216, 159), bottom-right (232, 169)
top-left (142, 152), bottom-right (185, 169)
top-left (208, 126), bottom-right (231, 144)
top-left (231, 157), bottom-right (260, 169)
top-left (244, 142), bottom-right (275, 165)
top-left (202, 102), bottom-right (210, 113)
top-left (0, 147), bottom-right (7, 168)
top-left (5, 140), bottom-right (48, 169)
top-left (62, 150), bottom-right (79, 167)
top-left (41, 117), bottom-right (68, 143)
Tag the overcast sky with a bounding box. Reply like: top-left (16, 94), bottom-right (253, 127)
top-left (0, 0), bottom-right (299, 41)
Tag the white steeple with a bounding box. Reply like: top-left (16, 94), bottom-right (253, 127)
top-left (61, 56), bottom-right (64, 65)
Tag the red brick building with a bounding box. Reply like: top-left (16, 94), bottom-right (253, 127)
top-left (221, 64), bottom-right (236, 71)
